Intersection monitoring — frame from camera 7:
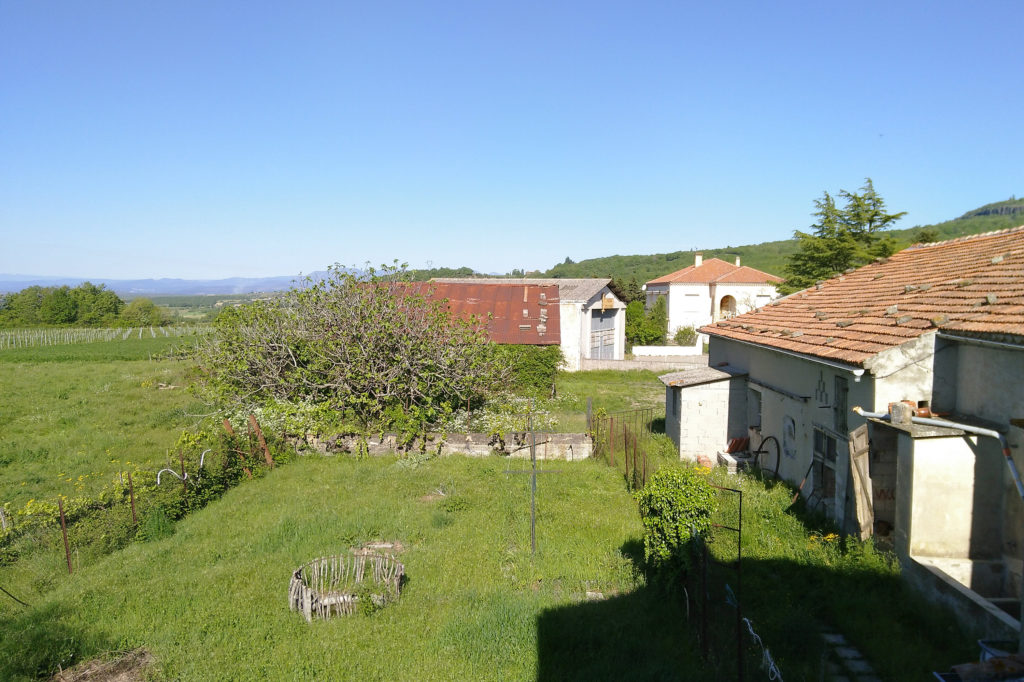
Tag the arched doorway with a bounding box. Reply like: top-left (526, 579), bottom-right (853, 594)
top-left (719, 295), bottom-right (737, 319)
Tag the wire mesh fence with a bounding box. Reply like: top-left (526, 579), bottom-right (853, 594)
top-left (591, 407), bottom-right (657, 490)
top-left (684, 484), bottom-right (784, 681)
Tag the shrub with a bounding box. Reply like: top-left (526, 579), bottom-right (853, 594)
top-left (673, 325), bottom-right (697, 347)
top-left (635, 466), bottom-right (715, 575)
top-left (488, 344), bottom-right (564, 392)
top-left (626, 298), bottom-right (668, 346)
top-left (196, 263), bottom-right (504, 429)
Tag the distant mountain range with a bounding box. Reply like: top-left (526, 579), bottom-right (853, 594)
top-left (3, 197), bottom-right (1021, 295)
top-left (0, 273), bottom-right (325, 296)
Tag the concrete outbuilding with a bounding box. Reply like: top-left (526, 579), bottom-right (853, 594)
top-left (664, 226), bottom-right (1024, 641)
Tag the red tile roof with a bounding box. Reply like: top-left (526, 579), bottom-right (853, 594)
top-left (701, 226), bottom-right (1024, 366)
top-left (646, 258), bottom-right (783, 285)
top-left (399, 282), bottom-right (561, 345)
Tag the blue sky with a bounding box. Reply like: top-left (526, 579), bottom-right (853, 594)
top-left (2, 1), bottom-right (1021, 279)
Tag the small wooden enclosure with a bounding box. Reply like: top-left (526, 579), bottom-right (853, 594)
top-left (289, 551), bottom-right (404, 621)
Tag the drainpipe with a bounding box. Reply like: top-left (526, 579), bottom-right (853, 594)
top-left (852, 406), bottom-right (1024, 502)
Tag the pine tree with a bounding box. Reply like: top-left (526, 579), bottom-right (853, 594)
top-left (782, 179), bottom-right (906, 293)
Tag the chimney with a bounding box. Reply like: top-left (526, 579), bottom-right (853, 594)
top-left (735, 256), bottom-right (741, 267)
top-left (695, 253), bottom-right (703, 267)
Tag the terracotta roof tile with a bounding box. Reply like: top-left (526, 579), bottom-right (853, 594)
top-left (701, 226), bottom-right (1024, 365)
top-left (646, 258), bottom-right (783, 285)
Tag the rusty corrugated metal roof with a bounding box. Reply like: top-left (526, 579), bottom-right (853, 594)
top-left (400, 282), bottom-right (561, 345)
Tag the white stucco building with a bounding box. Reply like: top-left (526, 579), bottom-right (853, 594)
top-left (662, 227), bottom-right (1024, 642)
top-left (434, 278), bottom-right (626, 371)
top-left (644, 254), bottom-right (782, 335)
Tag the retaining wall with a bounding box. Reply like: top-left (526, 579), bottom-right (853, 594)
top-left (294, 432), bottom-right (592, 461)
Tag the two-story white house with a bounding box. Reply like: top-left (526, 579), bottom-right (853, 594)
top-left (644, 254), bottom-right (782, 336)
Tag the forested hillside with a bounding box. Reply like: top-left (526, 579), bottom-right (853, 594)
top-left (539, 197), bottom-right (1024, 283)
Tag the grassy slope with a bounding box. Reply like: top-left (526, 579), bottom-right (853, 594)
top-left (0, 337), bottom-right (200, 505)
top-left (539, 198), bottom-right (1024, 282)
top-left (0, 456), bottom-right (700, 681)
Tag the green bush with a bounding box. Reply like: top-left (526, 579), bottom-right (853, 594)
top-left (635, 466), bottom-right (715, 575)
top-left (625, 298), bottom-right (668, 346)
top-left (489, 344), bottom-right (564, 391)
top-left (673, 325), bottom-right (697, 346)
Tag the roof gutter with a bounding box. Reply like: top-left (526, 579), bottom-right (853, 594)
top-left (709, 334), bottom-right (867, 382)
top-left (852, 406), bottom-right (1024, 503)
top-left (937, 331), bottom-right (1024, 353)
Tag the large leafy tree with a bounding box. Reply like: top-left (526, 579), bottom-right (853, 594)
top-left (196, 264), bottom-right (507, 427)
top-left (782, 179), bottom-right (906, 293)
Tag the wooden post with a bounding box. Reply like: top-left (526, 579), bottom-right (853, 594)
top-left (222, 418), bottom-right (235, 435)
top-left (58, 497), bottom-right (72, 575)
top-left (586, 397), bottom-right (593, 431)
top-left (609, 418), bottom-right (615, 466)
top-left (128, 472), bottom-right (137, 525)
top-left (249, 415), bottom-right (274, 467)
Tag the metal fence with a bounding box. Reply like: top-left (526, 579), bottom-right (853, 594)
top-left (591, 407), bottom-right (656, 490)
top-left (685, 484), bottom-right (783, 681)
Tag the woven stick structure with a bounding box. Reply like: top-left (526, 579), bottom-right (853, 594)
top-left (289, 551), bottom-right (404, 621)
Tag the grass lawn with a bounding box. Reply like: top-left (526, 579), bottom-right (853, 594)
top-left (0, 455), bottom-right (705, 681)
top-left (0, 337), bottom-right (200, 506)
top-left (0, 347), bottom-right (976, 681)
top-left (546, 369), bottom-right (666, 432)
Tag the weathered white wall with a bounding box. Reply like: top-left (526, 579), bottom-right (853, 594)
top-left (633, 343), bottom-right (702, 357)
top-left (668, 377), bottom-right (748, 461)
top-left (896, 434), bottom-right (987, 558)
top-left (661, 282), bottom-right (777, 336)
top-left (560, 288), bottom-right (626, 371)
top-left (708, 335), bottom-right (939, 527)
top-left (948, 340), bottom-right (1024, 590)
top-left (559, 301), bottom-right (583, 371)
top-left (709, 283), bottom-right (778, 322)
top-left (867, 333), bottom-right (939, 409)
top-left (666, 283), bottom-right (712, 333)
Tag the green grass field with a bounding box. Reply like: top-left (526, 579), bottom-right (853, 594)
top-left (0, 342), bottom-right (976, 680)
top-left (0, 337), bottom-right (201, 506)
top-left (0, 456), bottom-right (702, 681)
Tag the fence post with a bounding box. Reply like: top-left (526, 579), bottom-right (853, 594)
top-left (249, 415), bottom-right (274, 467)
top-left (586, 397), bottom-right (593, 431)
top-left (701, 537), bottom-right (708, 661)
top-left (609, 418), bottom-right (615, 466)
top-left (59, 498), bottom-right (72, 575)
top-left (737, 490), bottom-right (744, 682)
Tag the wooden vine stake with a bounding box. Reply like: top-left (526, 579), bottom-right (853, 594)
top-left (224, 418), bottom-right (252, 478)
top-left (249, 415), bottom-right (274, 468)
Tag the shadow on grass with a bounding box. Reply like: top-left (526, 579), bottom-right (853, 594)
top-left (0, 602), bottom-right (116, 681)
top-left (536, 583), bottom-right (712, 681)
top-left (538, 530), bottom-right (976, 681)
top-left (536, 538), bottom-right (715, 681)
